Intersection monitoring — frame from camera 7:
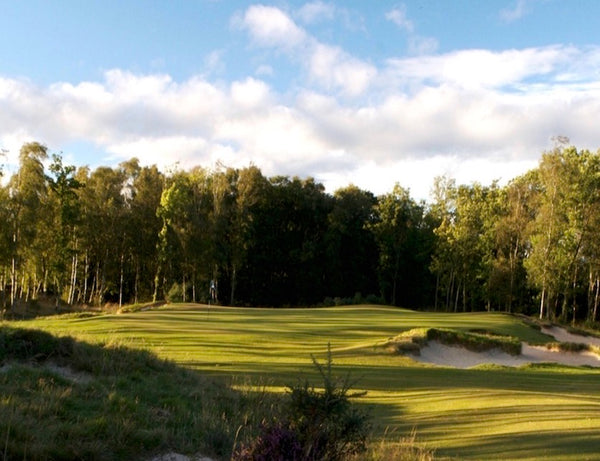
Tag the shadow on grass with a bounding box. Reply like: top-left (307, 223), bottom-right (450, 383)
top-left (435, 429), bottom-right (600, 460)
top-left (195, 360), bottom-right (600, 460)
top-left (0, 326), bottom-right (279, 461)
top-left (193, 359), bottom-right (600, 395)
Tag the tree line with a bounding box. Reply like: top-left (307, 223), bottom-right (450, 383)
top-left (2, 142), bottom-right (600, 324)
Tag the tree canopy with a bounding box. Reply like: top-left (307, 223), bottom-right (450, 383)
top-left (3, 142), bottom-right (600, 324)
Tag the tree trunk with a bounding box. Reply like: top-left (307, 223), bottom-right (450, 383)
top-left (508, 236), bottom-right (520, 313)
top-left (82, 252), bottom-right (89, 305)
top-left (153, 265), bottom-right (161, 303)
top-left (134, 261), bottom-right (139, 305)
top-left (446, 270), bottom-right (455, 312)
top-left (192, 273), bottom-right (196, 303)
top-left (571, 264), bottom-right (579, 326)
top-left (230, 265), bottom-right (237, 306)
top-left (454, 280), bottom-right (460, 313)
top-left (68, 251), bottom-right (78, 305)
top-left (434, 272), bottom-right (440, 312)
top-left (10, 255), bottom-right (16, 311)
top-left (119, 252), bottom-right (124, 309)
top-left (592, 278), bottom-right (600, 322)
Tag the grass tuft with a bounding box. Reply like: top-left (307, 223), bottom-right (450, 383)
top-left (426, 328), bottom-right (522, 355)
top-left (383, 327), bottom-right (521, 356)
top-left (360, 429), bottom-right (435, 461)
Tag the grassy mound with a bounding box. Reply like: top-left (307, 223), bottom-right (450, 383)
top-left (12, 305), bottom-right (600, 460)
top-left (384, 327), bottom-right (522, 356)
top-left (0, 326), bottom-right (274, 461)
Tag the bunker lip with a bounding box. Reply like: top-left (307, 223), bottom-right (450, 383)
top-left (409, 326), bottom-right (600, 369)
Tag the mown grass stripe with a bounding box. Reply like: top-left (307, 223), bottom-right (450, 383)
top-left (9, 304), bottom-right (600, 460)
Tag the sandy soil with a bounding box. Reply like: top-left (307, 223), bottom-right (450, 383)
top-left (540, 325), bottom-right (600, 347)
top-left (412, 326), bottom-right (600, 369)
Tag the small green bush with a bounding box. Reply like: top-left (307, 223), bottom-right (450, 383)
top-left (234, 345), bottom-right (370, 461)
top-left (166, 282), bottom-right (183, 303)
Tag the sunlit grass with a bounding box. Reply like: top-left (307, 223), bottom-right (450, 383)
top-left (11, 304), bottom-right (600, 460)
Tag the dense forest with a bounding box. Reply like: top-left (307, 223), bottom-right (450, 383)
top-left (2, 142), bottom-right (600, 324)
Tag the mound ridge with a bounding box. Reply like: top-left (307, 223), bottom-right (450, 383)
top-left (388, 326), bottom-right (600, 369)
top-left (0, 326), bottom-right (260, 461)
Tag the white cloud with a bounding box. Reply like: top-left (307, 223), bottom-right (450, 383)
top-left (385, 46), bottom-right (576, 89)
top-left (500, 0), bottom-right (530, 23)
top-left (386, 4), bottom-right (438, 56)
top-left (2, 43), bottom-right (600, 201)
top-left (238, 5), bottom-right (306, 49)
top-left (230, 77), bottom-right (271, 109)
top-left (255, 64), bottom-right (274, 76)
top-left (309, 43), bottom-right (377, 96)
top-left (204, 50), bottom-right (226, 75)
top-left (107, 136), bottom-right (208, 167)
top-left (297, 1), bottom-right (335, 24)
top-left (408, 35), bottom-right (439, 56)
top-left (385, 6), bottom-right (414, 33)
top-left (238, 5), bottom-right (376, 96)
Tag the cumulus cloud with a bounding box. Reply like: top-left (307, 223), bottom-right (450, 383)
top-left (385, 46), bottom-right (577, 89)
top-left (2, 40), bottom-right (600, 200)
top-left (237, 5), bottom-right (307, 49)
top-left (297, 1), bottom-right (336, 24)
top-left (309, 43), bottom-right (377, 96)
top-left (237, 4), bottom-right (376, 96)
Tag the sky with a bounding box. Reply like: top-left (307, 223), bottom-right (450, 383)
top-left (2, 0), bottom-right (600, 201)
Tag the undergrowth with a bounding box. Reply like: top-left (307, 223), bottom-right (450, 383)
top-left (233, 345), bottom-right (370, 461)
top-left (0, 326), bottom-right (276, 460)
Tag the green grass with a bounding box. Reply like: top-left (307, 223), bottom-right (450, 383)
top-left (382, 327), bottom-right (522, 356)
top-left (7, 305), bottom-right (600, 460)
top-left (0, 326), bottom-right (277, 460)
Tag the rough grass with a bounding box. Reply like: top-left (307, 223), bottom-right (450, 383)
top-left (0, 326), bottom-right (279, 461)
top-left (382, 327), bottom-right (522, 356)
top-left (8, 304), bottom-right (600, 460)
top-left (427, 328), bottom-right (522, 355)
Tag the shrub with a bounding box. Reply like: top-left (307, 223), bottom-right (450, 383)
top-left (0, 327), bottom-right (74, 363)
top-left (233, 345), bottom-right (370, 461)
top-left (166, 282), bottom-right (183, 303)
top-left (233, 422), bottom-right (304, 461)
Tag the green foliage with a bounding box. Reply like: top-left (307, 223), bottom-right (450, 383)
top-left (166, 282), bottom-right (184, 303)
top-left (6, 140), bottom-right (600, 321)
top-left (321, 293), bottom-right (385, 307)
top-left (370, 184), bottom-right (435, 308)
top-left (234, 345), bottom-right (370, 461)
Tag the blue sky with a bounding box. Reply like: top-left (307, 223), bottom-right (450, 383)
top-left (2, 0), bottom-right (600, 200)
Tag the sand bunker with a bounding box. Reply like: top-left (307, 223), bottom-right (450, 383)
top-left (412, 326), bottom-right (600, 369)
